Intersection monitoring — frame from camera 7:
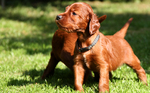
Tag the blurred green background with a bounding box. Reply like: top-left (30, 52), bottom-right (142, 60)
top-left (0, 0), bottom-right (150, 93)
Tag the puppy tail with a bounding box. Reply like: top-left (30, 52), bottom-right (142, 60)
top-left (98, 15), bottom-right (107, 23)
top-left (114, 18), bottom-right (133, 38)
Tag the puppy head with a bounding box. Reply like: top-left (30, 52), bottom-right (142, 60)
top-left (55, 2), bottom-right (100, 35)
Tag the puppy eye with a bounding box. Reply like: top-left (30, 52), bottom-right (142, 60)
top-left (72, 12), bottom-right (77, 15)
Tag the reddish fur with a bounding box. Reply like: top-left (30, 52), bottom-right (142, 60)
top-left (51, 2), bottom-right (147, 92)
top-left (41, 15), bottom-right (107, 79)
top-left (41, 15), bottom-right (132, 80)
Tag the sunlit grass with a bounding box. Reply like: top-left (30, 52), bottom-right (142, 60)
top-left (90, 2), bottom-right (150, 14)
top-left (0, 1), bottom-right (150, 93)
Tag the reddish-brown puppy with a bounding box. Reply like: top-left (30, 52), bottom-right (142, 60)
top-left (55, 2), bottom-right (147, 92)
top-left (42, 14), bottom-right (132, 80)
top-left (41, 15), bottom-right (107, 79)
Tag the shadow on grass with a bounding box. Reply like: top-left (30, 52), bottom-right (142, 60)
top-left (110, 76), bottom-right (139, 83)
top-left (7, 68), bottom-right (74, 89)
top-left (0, 36), bottom-right (53, 55)
top-left (0, 7), bottom-right (57, 55)
top-left (1, 9), bottom-right (150, 57)
top-left (145, 70), bottom-right (150, 74)
top-left (1, 2), bottom-right (150, 88)
top-left (0, 2), bottom-right (150, 57)
top-left (7, 67), bottom-right (143, 93)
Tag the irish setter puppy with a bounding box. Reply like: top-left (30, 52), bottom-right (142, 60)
top-left (41, 15), bottom-right (107, 79)
top-left (42, 13), bottom-right (133, 81)
top-left (55, 2), bottom-right (147, 92)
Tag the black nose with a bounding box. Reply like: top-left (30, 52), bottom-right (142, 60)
top-left (56, 15), bottom-right (62, 20)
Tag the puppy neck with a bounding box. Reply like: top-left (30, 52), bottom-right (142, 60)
top-left (77, 31), bottom-right (99, 48)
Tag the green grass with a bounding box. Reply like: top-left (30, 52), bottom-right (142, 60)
top-left (0, 1), bottom-right (150, 93)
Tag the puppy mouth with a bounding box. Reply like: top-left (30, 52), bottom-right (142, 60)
top-left (56, 21), bottom-right (77, 33)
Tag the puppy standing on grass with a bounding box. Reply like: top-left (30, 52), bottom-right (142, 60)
top-left (41, 15), bottom-right (107, 80)
top-left (55, 2), bottom-right (147, 92)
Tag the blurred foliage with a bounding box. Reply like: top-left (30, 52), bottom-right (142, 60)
top-left (3, 0), bottom-right (147, 7)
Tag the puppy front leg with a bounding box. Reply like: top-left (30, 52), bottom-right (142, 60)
top-left (73, 64), bottom-right (85, 92)
top-left (99, 65), bottom-right (109, 92)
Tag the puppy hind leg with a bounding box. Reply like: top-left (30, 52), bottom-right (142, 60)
top-left (41, 52), bottom-right (59, 79)
top-left (126, 55), bottom-right (147, 85)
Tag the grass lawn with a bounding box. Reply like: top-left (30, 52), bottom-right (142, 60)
top-left (0, 1), bottom-right (150, 93)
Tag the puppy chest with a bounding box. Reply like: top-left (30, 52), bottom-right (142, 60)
top-left (83, 54), bottom-right (100, 72)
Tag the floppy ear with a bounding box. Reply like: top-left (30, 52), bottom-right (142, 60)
top-left (98, 15), bottom-right (107, 23)
top-left (89, 13), bottom-right (100, 35)
top-left (65, 5), bottom-right (70, 11)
